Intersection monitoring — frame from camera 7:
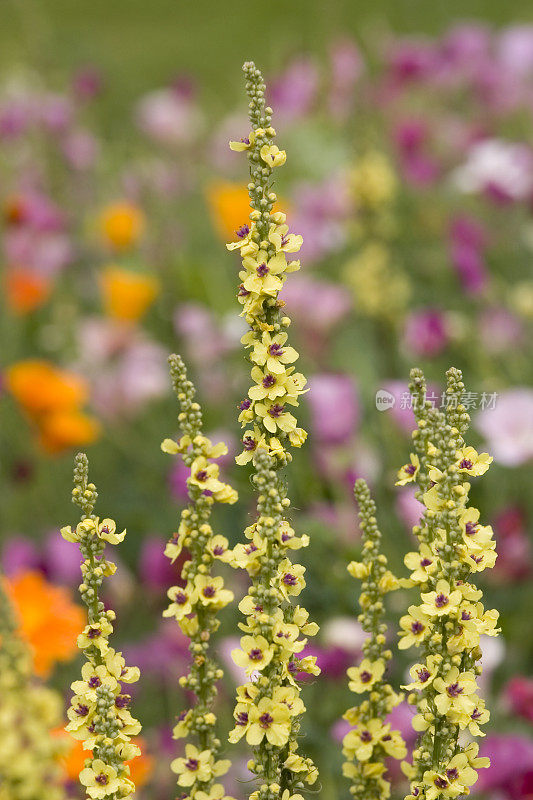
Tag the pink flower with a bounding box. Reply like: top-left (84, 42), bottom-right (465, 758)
top-left (402, 309), bottom-right (449, 357)
top-left (497, 26), bottom-right (533, 79)
top-left (1, 536), bottom-right (39, 575)
top-left (504, 676), bottom-right (533, 724)
top-left (280, 275), bottom-right (351, 336)
top-left (306, 374), bottom-right (359, 445)
top-left (135, 85), bottom-right (202, 146)
top-left (491, 507), bottom-right (532, 581)
top-left (289, 174), bottom-right (351, 264)
top-left (449, 215), bottom-right (488, 295)
top-left (452, 139), bottom-right (533, 202)
top-left (475, 389), bottom-right (533, 466)
top-left (43, 532), bottom-right (83, 585)
top-left (321, 617), bottom-right (366, 653)
top-left (328, 38), bottom-right (364, 119)
top-left (61, 129), bottom-right (99, 170)
top-left (479, 307), bottom-right (524, 353)
top-left (268, 57), bottom-right (319, 124)
top-left (395, 486), bottom-right (424, 532)
top-left (476, 735), bottom-right (533, 793)
top-left (139, 536), bottom-right (185, 591)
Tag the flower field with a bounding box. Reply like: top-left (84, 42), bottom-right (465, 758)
top-left (1, 6), bottom-right (533, 800)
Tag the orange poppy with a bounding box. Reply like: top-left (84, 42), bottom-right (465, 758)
top-left (100, 266), bottom-right (159, 322)
top-left (6, 360), bottom-right (88, 416)
top-left (4, 268), bottom-right (52, 314)
top-left (206, 180), bottom-right (286, 241)
top-left (99, 202), bottom-right (145, 250)
top-left (38, 409), bottom-right (101, 454)
top-left (60, 736), bottom-right (154, 788)
top-left (6, 571), bottom-right (85, 677)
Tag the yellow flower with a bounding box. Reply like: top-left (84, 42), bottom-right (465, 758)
top-left (404, 544), bottom-right (438, 583)
top-left (229, 703), bottom-right (251, 743)
top-left (248, 365), bottom-right (300, 402)
top-left (229, 131), bottom-right (255, 152)
top-left (189, 456), bottom-right (225, 493)
top-left (212, 483), bottom-right (238, 504)
top-left (351, 151), bottom-right (397, 209)
top-left (70, 663), bottom-right (117, 699)
top-left (249, 331), bottom-right (299, 374)
top-left (232, 635), bottom-right (274, 674)
top-left (402, 656), bottom-right (439, 691)
top-left (381, 728), bottom-right (407, 760)
top-left (420, 580), bottom-right (462, 617)
top-left (422, 770), bottom-right (453, 800)
top-left (268, 218), bottom-right (303, 254)
top-left (347, 560), bottom-right (369, 579)
top-left (100, 266), bottom-right (158, 323)
top-left (236, 426), bottom-right (267, 465)
top-left (444, 752), bottom-right (479, 793)
top-left (288, 427), bottom-right (307, 447)
top-left (343, 718), bottom-right (385, 761)
top-left (242, 250), bottom-right (287, 296)
top-left (99, 202), bottom-right (145, 250)
top-left (79, 759), bottom-right (121, 799)
top-left (396, 454), bottom-right (420, 485)
top-left (172, 709), bottom-right (193, 739)
top-left (456, 446), bottom-right (493, 476)
top-left (272, 685), bottom-right (305, 717)
top-left (194, 575), bottom-right (234, 609)
top-left (254, 400), bottom-right (298, 434)
top-left (276, 559), bottom-right (306, 599)
top-left (454, 699), bottom-right (490, 736)
top-left (246, 698), bottom-right (291, 746)
top-left (196, 783), bottom-right (238, 800)
top-left (398, 605), bottom-right (431, 649)
top-left (163, 584), bottom-right (196, 621)
top-left (170, 744), bottom-right (214, 786)
top-left (260, 144), bottom-right (286, 167)
top-left (97, 518), bottom-right (126, 545)
top-left (433, 667), bottom-right (477, 717)
top-left (207, 535), bottom-right (233, 562)
top-left (347, 659), bottom-right (385, 693)
top-left (77, 618), bottom-right (113, 654)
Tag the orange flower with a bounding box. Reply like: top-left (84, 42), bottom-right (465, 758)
top-left (99, 201), bottom-right (145, 250)
top-left (100, 265), bottom-right (159, 322)
top-left (38, 410), bottom-right (101, 454)
top-left (207, 180), bottom-right (287, 241)
top-left (4, 268), bottom-right (52, 314)
top-left (6, 571), bottom-right (85, 677)
top-left (60, 736), bottom-right (154, 787)
top-left (6, 360), bottom-right (88, 416)
top-left (6, 360), bottom-right (101, 453)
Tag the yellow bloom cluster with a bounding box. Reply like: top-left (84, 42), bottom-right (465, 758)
top-left (226, 61), bottom-right (319, 800)
top-left (62, 453), bottom-right (141, 799)
top-left (161, 354), bottom-right (237, 800)
top-left (343, 151), bottom-right (410, 320)
top-left (397, 368), bottom-right (497, 799)
top-left (342, 479), bottom-right (406, 799)
top-left (0, 576), bottom-right (67, 800)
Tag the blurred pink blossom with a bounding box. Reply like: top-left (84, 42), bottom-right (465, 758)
top-left (268, 57), bottom-right (319, 124)
top-left (307, 373), bottom-right (359, 445)
top-left (328, 38), bottom-right (364, 119)
top-left (1, 536), bottom-right (39, 575)
top-left (321, 617), bottom-right (366, 653)
top-left (479, 307), bottom-right (524, 353)
top-left (403, 309), bottom-right (449, 357)
top-left (62, 129), bottom-right (99, 170)
top-left (475, 389), bottom-right (533, 466)
top-left (476, 735), bottom-right (533, 794)
top-left (497, 26), bottom-right (533, 78)
top-left (449, 215), bottom-right (488, 295)
top-left (136, 85), bottom-right (202, 145)
top-left (280, 275), bottom-right (351, 336)
top-left (395, 486), bottom-right (424, 532)
top-left (139, 535), bottom-right (185, 591)
top-left (452, 139), bottom-right (533, 202)
top-left (504, 676), bottom-right (533, 724)
top-left (491, 507), bottom-right (532, 581)
top-left (289, 174), bottom-right (351, 264)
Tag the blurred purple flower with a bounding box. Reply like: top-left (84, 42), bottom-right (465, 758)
top-left (139, 535), bottom-right (184, 591)
top-left (174, 303), bottom-right (234, 363)
top-left (43, 532), bottom-right (82, 585)
top-left (504, 676), bottom-right (533, 724)
top-left (321, 617), bottom-right (366, 653)
top-left (476, 735), bottom-right (533, 794)
top-left (492, 507), bottom-right (532, 581)
top-left (300, 643), bottom-right (352, 680)
top-left (62, 129), bottom-right (100, 170)
top-left (280, 275), bottom-right (351, 338)
top-left (479, 307), bottom-right (524, 353)
top-left (123, 620), bottom-right (189, 679)
top-left (1, 536), bottom-right (39, 575)
top-left (449, 215), bottom-right (488, 295)
top-left (168, 459), bottom-right (190, 502)
top-left (328, 38), bottom-right (364, 119)
top-left (452, 139), bottom-right (533, 202)
top-left (403, 309), bottom-right (449, 357)
top-left (72, 66), bottom-right (104, 100)
top-left (136, 85), bottom-right (203, 146)
top-left (39, 93), bottom-right (73, 133)
top-left (307, 373), bottom-right (359, 445)
top-left (497, 26), bottom-right (533, 78)
top-left (475, 389), bottom-right (533, 466)
top-left (395, 486), bottom-right (424, 532)
top-left (268, 57), bottom-right (319, 124)
top-left (386, 38), bottom-right (437, 86)
top-left (289, 174), bottom-right (351, 264)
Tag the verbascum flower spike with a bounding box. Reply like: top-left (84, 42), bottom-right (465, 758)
top-left (62, 452), bottom-right (141, 800)
top-left (342, 479), bottom-right (406, 799)
top-left (0, 575), bottom-right (67, 800)
top-left (161, 353), bottom-right (237, 800)
top-left (227, 61), bottom-right (319, 800)
top-left (398, 368), bottom-right (498, 800)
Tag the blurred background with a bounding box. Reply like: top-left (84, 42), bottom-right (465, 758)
top-left (1, 1), bottom-right (533, 798)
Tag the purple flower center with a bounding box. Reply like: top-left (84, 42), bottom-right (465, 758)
top-left (259, 712), bottom-right (273, 728)
top-left (281, 234), bottom-right (290, 247)
top-left (471, 554), bottom-right (483, 564)
top-left (360, 731), bottom-right (372, 743)
top-left (434, 777), bottom-right (449, 789)
top-left (283, 572), bottom-right (297, 586)
top-left (256, 262), bottom-right (269, 277)
top-left (465, 521), bottom-right (478, 536)
top-left (420, 558), bottom-right (432, 567)
top-left (175, 591), bottom-right (188, 605)
top-left (471, 707), bottom-right (482, 720)
top-left (185, 758), bottom-right (199, 771)
top-left (88, 676), bottom-right (101, 689)
top-left (115, 695), bottom-right (130, 709)
top-left (281, 532), bottom-right (292, 542)
top-left (411, 621), bottom-right (425, 634)
top-left (446, 768), bottom-right (459, 781)
top-left (268, 403), bottom-right (284, 418)
top-left (288, 661), bottom-right (298, 674)
top-left (236, 224), bottom-right (250, 238)
top-left (87, 627), bottom-right (101, 639)
top-left (238, 284), bottom-right (251, 297)
top-left (213, 545), bottom-right (225, 555)
top-left (382, 734), bottom-right (391, 741)
top-left (249, 648), bottom-right (263, 661)
top-left (236, 711), bottom-right (249, 726)
top-left (195, 470), bottom-right (208, 482)
top-left (268, 343), bottom-right (284, 357)
top-left (461, 610), bottom-right (472, 620)
top-left (75, 704), bottom-right (89, 717)
top-left (417, 668), bottom-right (431, 683)
top-left (241, 136), bottom-right (250, 145)
top-left (203, 585), bottom-right (216, 598)
top-left (447, 682), bottom-right (463, 697)
top-left (460, 458), bottom-right (473, 470)
top-left (101, 525), bottom-right (109, 534)
top-left (405, 463), bottom-right (416, 475)
top-left (262, 374), bottom-right (276, 388)
top-left (95, 773), bottom-right (109, 785)
top-left (359, 670), bottom-right (372, 683)
top-left (239, 399), bottom-right (252, 411)
top-left (177, 710), bottom-right (188, 721)
top-left (242, 436), bottom-right (257, 451)
top-left (435, 593), bottom-right (449, 608)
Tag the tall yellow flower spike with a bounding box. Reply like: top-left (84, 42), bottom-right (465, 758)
top-left (226, 61), bottom-right (319, 800)
top-left (342, 479), bottom-right (406, 799)
top-left (62, 453), bottom-right (141, 800)
top-left (0, 575), bottom-right (67, 800)
top-left (399, 368), bottom-right (496, 800)
top-left (161, 354), bottom-right (237, 800)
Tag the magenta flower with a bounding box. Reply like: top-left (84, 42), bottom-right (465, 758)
top-left (1, 536), bottom-right (40, 575)
top-left (492, 507), bottom-right (532, 581)
top-left (289, 174), bottom-right (351, 264)
top-left (139, 535), bottom-right (185, 591)
top-left (307, 373), bottom-right (359, 445)
top-left (449, 215), bottom-right (488, 295)
top-left (475, 389), bottom-right (533, 466)
top-left (402, 309), bottom-right (449, 357)
top-left (135, 85), bottom-right (203, 146)
top-left (476, 735), bottom-right (533, 793)
top-left (268, 56), bottom-right (319, 124)
top-left (504, 676), bottom-right (533, 724)
top-left (479, 307), bottom-right (524, 353)
top-left (280, 275), bottom-right (351, 336)
top-left (328, 38), bottom-right (364, 119)
top-left (395, 486), bottom-right (424, 532)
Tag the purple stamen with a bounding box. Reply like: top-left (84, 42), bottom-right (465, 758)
top-left (256, 262), bottom-right (269, 277)
top-left (249, 648), bottom-right (263, 661)
top-left (262, 374), bottom-right (276, 388)
top-left (283, 572), bottom-right (297, 586)
top-left (411, 621), bottom-right (425, 634)
top-left (175, 591), bottom-right (188, 605)
top-left (268, 403), bottom-right (284, 418)
top-left (236, 711), bottom-right (249, 726)
top-left (213, 545), bottom-right (225, 556)
top-left (460, 458), bottom-right (474, 470)
top-left (88, 676), bottom-right (101, 689)
top-left (75, 704), bottom-right (89, 717)
top-left (405, 463), bottom-right (416, 475)
top-left (465, 521), bottom-right (478, 536)
top-left (243, 436), bottom-right (257, 451)
top-left (87, 627), bottom-right (100, 639)
top-left (195, 469), bottom-right (208, 482)
top-left (259, 712), bottom-right (273, 728)
top-left (268, 343), bottom-right (284, 357)
top-left (360, 731), bottom-right (372, 743)
top-left (417, 668), bottom-right (431, 683)
top-left (420, 558), bottom-right (432, 567)
top-left (447, 682), bottom-right (463, 697)
top-left (202, 585), bottom-right (216, 598)
top-left (434, 777), bottom-right (449, 789)
top-left (185, 758), bottom-right (199, 771)
top-left (115, 695), bottom-right (131, 709)
top-left (435, 593), bottom-right (449, 608)
top-left (238, 284), bottom-right (251, 297)
top-left (239, 399), bottom-right (252, 411)
top-left (359, 670), bottom-right (372, 683)
top-left (236, 224), bottom-right (250, 238)
top-left (446, 768), bottom-right (459, 781)
top-left (95, 773), bottom-right (109, 785)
